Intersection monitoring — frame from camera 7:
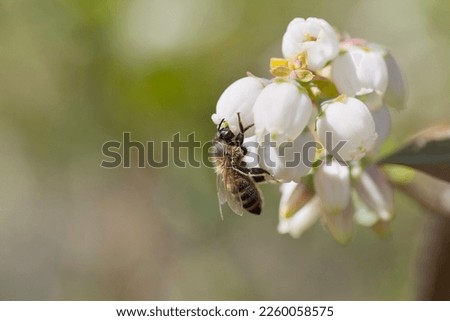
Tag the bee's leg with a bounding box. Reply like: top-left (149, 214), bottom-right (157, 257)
top-left (233, 166), bottom-right (275, 183)
top-left (247, 167), bottom-right (278, 183)
top-left (232, 165), bottom-right (252, 177)
top-left (241, 145), bottom-right (248, 155)
top-left (236, 132), bottom-right (244, 146)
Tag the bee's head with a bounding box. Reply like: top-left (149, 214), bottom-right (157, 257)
top-left (216, 119), bottom-right (235, 143)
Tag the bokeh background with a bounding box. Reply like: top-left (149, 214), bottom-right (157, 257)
top-left (1, 0), bottom-right (449, 300)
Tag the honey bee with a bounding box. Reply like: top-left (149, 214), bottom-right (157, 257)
top-left (211, 113), bottom-right (273, 217)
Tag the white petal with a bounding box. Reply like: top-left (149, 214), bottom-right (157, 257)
top-left (314, 159), bottom-right (351, 215)
top-left (316, 97), bottom-right (377, 161)
top-left (213, 76), bottom-right (268, 135)
top-left (331, 46), bottom-right (388, 109)
top-left (282, 17), bottom-right (339, 71)
top-left (241, 135), bottom-right (260, 168)
top-left (331, 51), bottom-right (361, 95)
top-left (260, 129), bottom-right (316, 182)
top-left (356, 89), bottom-right (384, 111)
top-left (279, 182), bottom-right (300, 211)
top-left (282, 18), bottom-right (307, 58)
top-left (279, 182), bottom-right (313, 219)
top-left (254, 81), bottom-right (312, 145)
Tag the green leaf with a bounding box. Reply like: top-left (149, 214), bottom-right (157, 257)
top-left (378, 125), bottom-right (450, 183)
top-left (308, 76), bottom-right (339, 105)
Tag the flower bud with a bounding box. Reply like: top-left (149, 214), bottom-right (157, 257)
top-left (371, 105), bottom-right (391, 152)
top-left (314, 159), bottom-right (351, 215)
top-left (331, 45), bottom-right (388, 111)
top-left (259, 129), bottom-right (316, 182)
top-left (278, 195), bottom-right (321, 238)
top-left (354, 166), bottom-right (394, 221)
top-left (211, 76), bottom-right (269, 135)
top-left (253, 81), bottom-right (312, 145)
top-left (371, 220), bottom-right (391, 239)
top-left (353, 190), bottom-right (379, 226)
top-left (384, 52), bottom-right (407, 110)
top-left (279, 182), bottom-right (314, 219)
top-left (316, 96), bottom-right (377, 161)
top-left (321, 202), bottom-right (354, 245)
top-left (282, 17), bottom-right (339, 71)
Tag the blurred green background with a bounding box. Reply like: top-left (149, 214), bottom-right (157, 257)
top-left (0, 0), bottom-right (449, 300)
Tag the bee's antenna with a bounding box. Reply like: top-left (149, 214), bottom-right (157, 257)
top-left (237, 112), bottom-right (254, 133)
top-left (218, 118), bottom-right (225, 130)
top-left (243, 123), bottom-right (254, 132)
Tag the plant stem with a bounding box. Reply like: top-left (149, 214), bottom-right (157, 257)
top-left (387, 170), bottom-right (450, 299)
top-left (416, 212), bottom-right (450, 300)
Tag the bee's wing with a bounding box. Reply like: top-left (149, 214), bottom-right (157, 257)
top-left (216, 174), bottom-right (226, 220)
top-left (217, 171), bottom-right (244, 217)
top-left (216, 174), bottom-right (227, 205)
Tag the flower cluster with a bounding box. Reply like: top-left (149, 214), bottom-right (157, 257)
top-left (211, 17), bottom-right (406, 244)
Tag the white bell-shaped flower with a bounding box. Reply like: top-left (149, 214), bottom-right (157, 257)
top-left (254, 80), bottom-right (312, 145)
top-left (316, 96), bottom-right (377, 161)
top-left (211, 76), bottom-right (269, 135)
top-left (282, 17), bottom-right (339, 71)
top-left (354, 166), bottom-right (394, 221)
top-left (314, 159), bottom-right (351, 215)
top-left (278, 195), bottom-right (321, 238)
top-left (259, 129), bottom-right (316, 182)
top-left (331, 45), bottom-right (388, 111)
top-left (278, 181), bottom-right (313, 219)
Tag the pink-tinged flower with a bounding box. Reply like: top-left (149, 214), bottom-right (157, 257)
top-left (331, 45), bottom-right (388, 111)
top-left (282, 17), bottom-right (339, 71)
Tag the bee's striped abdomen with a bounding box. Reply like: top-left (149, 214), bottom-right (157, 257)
top-left (236, 173), bottom-right (262, 215)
